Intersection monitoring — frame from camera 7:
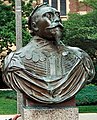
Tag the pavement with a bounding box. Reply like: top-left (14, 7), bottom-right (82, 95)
top-left (0, 113), bottom-right (97, 120)
top-left (79, 113), bottom-right (97, 120)
top-left (0, 115), bottom-right (15, 120)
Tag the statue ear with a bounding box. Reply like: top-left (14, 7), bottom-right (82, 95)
top-left (31, 22), bottom-right (39, 31)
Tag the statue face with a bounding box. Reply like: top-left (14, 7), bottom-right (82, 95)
top-left (32, 6), bottom-right (64, 43)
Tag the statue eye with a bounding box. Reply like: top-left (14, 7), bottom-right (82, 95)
top-left (43, 12), bottom-right (53, 20)
top-left (55, 12), bottom-right (60, 18)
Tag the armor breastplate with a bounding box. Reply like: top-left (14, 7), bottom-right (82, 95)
top-left (21, 43), bottom-right (79, 82)
top-left (3, 36), bottom-right (95, 103)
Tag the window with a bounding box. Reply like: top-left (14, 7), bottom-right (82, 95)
top-left (41, 0), bottom-right (68, 16)
top-left (52, 0), bottom-right (57, 9)
top-left (60, 0), bottom-right (66, 16)
top-left (43, 0), bottom-right (49, 4)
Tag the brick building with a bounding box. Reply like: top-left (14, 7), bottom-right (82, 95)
top-left (1, 0), bottom-right (92, 19)
top-left (35, 0), bottom-right (92, 20)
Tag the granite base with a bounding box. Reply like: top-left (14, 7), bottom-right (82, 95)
top-left (21, 107), bottom-right (79, 120)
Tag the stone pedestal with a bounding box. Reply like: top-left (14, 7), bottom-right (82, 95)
top-left (21, 107), bottom-right (79, 120)
top-left (18, 95), bottom-right (79, 120)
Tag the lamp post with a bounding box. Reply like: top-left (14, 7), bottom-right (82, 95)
top-left (15, 0), bottom-right (22, 113)
top-left (15, 0), bottom-right (22, 50)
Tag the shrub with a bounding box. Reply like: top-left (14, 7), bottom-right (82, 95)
top-left (62, 11), bottom-right (97, 85)
top-left (0, 84), bottom-right (97, 106)
top-left (0, 90), bottom-right (17, 100)
top-left (76, 84), bottom-right (97, 105)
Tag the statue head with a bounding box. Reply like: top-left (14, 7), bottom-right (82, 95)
top-left (28, 3), bottom-right (64, 43)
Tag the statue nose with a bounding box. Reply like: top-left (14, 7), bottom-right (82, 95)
top-left (54, 16), bottom-right (60, 22)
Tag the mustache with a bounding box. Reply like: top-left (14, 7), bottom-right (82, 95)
top-left (46, 22), bottom-right (64, 29)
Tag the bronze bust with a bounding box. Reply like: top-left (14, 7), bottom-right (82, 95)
top-left (3, 4), bottom-right (95, 104)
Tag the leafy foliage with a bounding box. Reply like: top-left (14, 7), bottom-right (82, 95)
top-left (0, 0), bottom-right (32, 52)
top-left (76, 84), bottom-right (97, 105)
top-left (83, 0), bottom-right (97, 10)
top-left (0, 90), bottom-right (17, 100)
top-left (62, 10), bottom-right (97, 84)
top-left (0, 2), bottom-right (15, 50)
top-left (0, 0), bottom-right (32, 81)
top-left (62, 11), bottom-right (97, 46)
top-left (22, 0), bottom-right (33, 17)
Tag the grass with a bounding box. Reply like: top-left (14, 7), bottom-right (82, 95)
top-left (0, 97), bottom-right (97, 114)
top-left (78, 105), bottom-right (97, 113)
top-left (0, 97), bottom-right (17, 114)
top-left (0, 90), bottom-right (17, 114)
top-left (0, 89), bottom-right (97, 114)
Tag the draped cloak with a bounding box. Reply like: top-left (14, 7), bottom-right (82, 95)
top-left (3, 36), bottom-right (95, 103)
